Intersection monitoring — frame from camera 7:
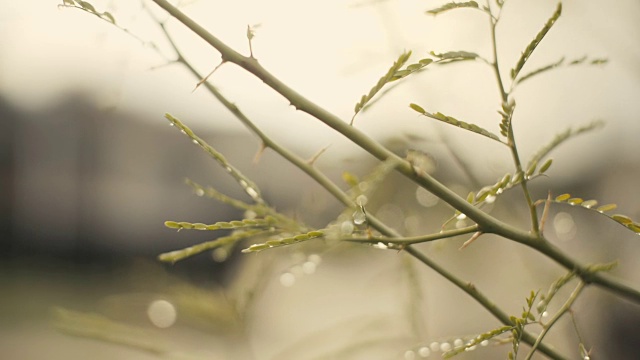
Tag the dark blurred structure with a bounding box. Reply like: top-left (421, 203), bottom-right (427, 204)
top-left (1, 93), bottom-right (639, 359)
top-left (0, 94), bottom-right (267, 281)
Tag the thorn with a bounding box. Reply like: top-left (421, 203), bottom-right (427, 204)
top-left (459, 231), bottom-right (482, 250)
top-left (253, 142), bottom-right (268, 164)
top-left (193, 60), bottom-right (226, 92)
top-left (539, 191), bottom-right (552, 235)
top-left (307, 144), bottom-right (331, 166)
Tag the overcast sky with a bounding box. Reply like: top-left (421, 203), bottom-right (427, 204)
top-left (2, 0), bottom-right (639, 180)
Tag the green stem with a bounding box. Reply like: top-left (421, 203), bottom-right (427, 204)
top-left (152, 14), bottom-right (566, 359)
top-left (345, 225), bottom-right (479, 245)
top-left (486, 2), bottom-right (540, 235)
top-left (405, 247), bottom-right (567, 360)
top-left (525, 281), bottom-right (585, 360)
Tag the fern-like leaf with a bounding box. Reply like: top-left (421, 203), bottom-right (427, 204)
top-left (527, 121), bottom-right (604, 170)
top-left (241, 230), bottom-right (325, 253)
top-left (430, 50), bottom-right (480, 64)
top-left (511, 3), bottom-right (562, 80)
top-left (158, 229), bottom-right (267, 263)
top-left (409, 103), bottom-right (503, 143)
top-left (391, 58), bottom-right (433, 81)
top-left (351, 51), bottom-right (412, 124)
top-left (552, 193), bottom-right (640, 234)
top-left (165, 113), bottom-right (264, 204)
top-left (426, 1), bottom-right (480, 15)
top-left (515, 56), bottom-right (608, 86)
top-left (164, 217), bottom-right (276, 231)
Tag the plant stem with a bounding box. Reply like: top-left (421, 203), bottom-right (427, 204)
top-left (149, 0), bottom-right (640, 307)
top-left (153, 16), bottom-right (566, 358)
top-left (525, 281), bottom-right (585, 360)
top-left (486, 1), bottom-right (540, 236)
top-left (405, 246), bottom-right (567, 360)
top-left (345, 225), bottom-right (479, 245)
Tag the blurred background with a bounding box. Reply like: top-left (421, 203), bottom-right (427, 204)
top-left (1, 0), bottom-right (639, 359)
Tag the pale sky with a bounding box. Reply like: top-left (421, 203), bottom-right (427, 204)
top-left (1, 0), bottom-right (639, 180)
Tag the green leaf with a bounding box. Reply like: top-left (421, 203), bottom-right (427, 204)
top-left (612, 214), bottom-right (633, 225)
top-left (241, 230), bottom-right (325, 253)
top-left (165, 113), bottom-right (264, 204)
top-left (511, 3), bottom-right (562, 80)
top-left (412, 106), bottom-right (502, 142)
top-left (568, 198), bottom-right (583, 205)
top-left (158, 229), bottom-right (265, 263)
top-left (164, 217), bottom-right (276, 231)
top-left (515, 57), bottom-right (564, 85)
top-left (409, 103), bottom-right (426, 114)
top-left (527, 121), bottom-right (604, 171)
top-left (538, 158), bottom-right (553, 174)
top-left (77, 0), bottom-right (97, 13)
top-left (101, 11), bottom-right (116, 24)
top-left (525, 160), bottom-right (537, 177)
top-left (596, 204), bottom-right (617, 213)
top-left (426, 1), bottom-right (480, 15)
top-left (430, 50), bottom-right (479, 64)
top-left (515, 56), bottom-right (609, 86)
top-left (550, 193), bottom-right (639, 235)
top-left (391, 58), bottom-right (433, 81)
top-left (352, 51), bottom-right (412, 124)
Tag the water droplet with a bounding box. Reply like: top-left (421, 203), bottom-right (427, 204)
top-left (290, 265), bottom-right (304, 278)
top-left (340, 221), bottom-right (354, 235)
top-left (308, 254), bottom-right (321, 265)
top-left (246, 187), bottom-right (259, 199)
top-left (211, 248), bottom-right (228, 262)
top-left (455, 219), bottom-right (467, 229)
top-left (302, 261), bottom-right (316, 274)
top-left (480, 340), bottom-right (489, 347)
top-left (418, 346), bottom-right (431, 357)
top-left (542, 311), bottom-right (549, 318)
top-left (195, 188), bottom-right (205, 197)
top-left (356, 194), bottom-right (368, 206)
top-left (416, 187), bottom-right (438, 207)
top-left (404, 350), bottom-right (416, 360)
top-left (168, 122), bottom-right (175, 126)
top-left (358, 182), bottom-right (369, 192)
top-left (372, 242), bottom-right (388, 249)
top-left (191, 139), bottom-right (199, 145)
top-left (353, 209), bottom-right (367, 225)
top-left (440, 342), bottom-right (451, 352)
top-left (147, 299), bottom-right (177, 328)
top-left (485, 195), bottom-right (496, 204)
top-left (466, 345), bottom-right (477, 351)
top-left (244, 210), bottom-right (257, 219)
top-left (280, 272), bottom-right (295, 287)
top-left (429, 342), bottom-right (440, 352)
top-left (180, 129), bottom-right (187, 134)
top-left (553, 212), bottom-right (576, 241)
top-left (453, 339), bottom-right (464, 348)
top-left (456, 213), bottom-right (467, 220)
top-left (404, 215), bottom-right (421, 234)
